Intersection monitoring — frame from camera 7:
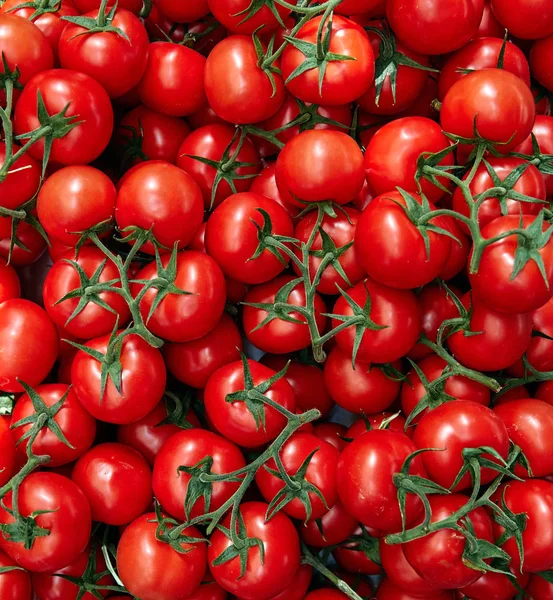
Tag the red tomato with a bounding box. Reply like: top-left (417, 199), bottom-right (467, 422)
top-left (440, 68), bottom-right (535, 154)
top-left (275, 130), bottom-right (365, 206)
top-left (208, 501), bottom-right (300, 600)
top-left (14, 69), bottom-right (113, 165)
top-left (0, 472), bottom-right (91, 572)
top-left (117, 513), bottom-right (207, 600)
top-left (266, 564), bottom-right (312, 600)
top-left (514, 115), bottom-right (553, 196)
top-left (312, 422), bottom-right (348, 452)
top-left (332, 279), bottom-right (422, 364)
top-left (300, 501), bottom-right (357, 547)
top-left (475, 1), bottom-right (504, 37)
top-left (0, 299), bottom-right (58, 393)
top-left (490, 0), bottom-right (553, 39)
top-left (155, 0), bottom-right (209, 23)
top-left (281, 15), bottom-right (374, 105)
top-left (73, 0), bottom-right (142, 14)
top-left (0, 417), bottom-right (16, 487)
top-left (347, 413), bottom-right (411, 439)
top-left (181, 577), bottom-right (229, 600)
top-left (242, 276), bottom-right (327, 354)
top-left (0, 261), bottom-right (20, 304)
top-left (364, 117), bottom-right (453, 201)
top-left (138, 42), bottom-right (206, 117)
top-left (0, 549), bottom-right (31, 600)
top-left (207, 0), bottom-right (290, 34)
top-left (132, 251), bottom-right (226, 343)
top-left (387, 0), bottom-right (484, 55)
top-left (532, 36), bottom-right (553, 95)
top-left (0, 221), bottom-right (47, 266)
top-left (0, 143), bottom-right (41, 211)
top-left (526, 574), bottom-right (553, 599)
top-left (304, 591), bottom-right (350, 600)
top-left (459, 567), bottom-right (529, 600)
top-left (333, 525), bottom-right (382, 575)
top-left (204, 359), bottom-right (296, 448)
top-left (404, 494), bottom-right (494, 589)
top-left (153, 428), bottom-right (245, 521)
top-left (337, 429), bottom-right (426, 533)
top-left (375, 578), bottom-right (455, 599)
top-left (11, 383), bottom-right (96, 467)
top-left (537, 380), bottom-right (553, 404)
top-left (164, 314), bottom-right (243, 389)
top-left (71, 332), bottom-right (166, 424)
top-left (204, 192), bottom-right (293, 284)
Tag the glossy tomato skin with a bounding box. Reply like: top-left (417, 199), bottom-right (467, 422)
top-left (525, 574), bottom-right (553, 599)
top-left (490, 0), bottom-right (553, 39)
top-left (532, 36), bottom-right (553, 94)
top-left (266, 564), bottom-right (312, 600)
top-left (337, 429), bottom-right (426, 533)
top-left (208, 0), bottom-right (289, 34)
top-left (117, 513), bottom-right (207, 600)
top-left (312, 422), bottom-right (347, 452)
top-left (332, 279), bottom-right (422, 364)
top-left (0, 549), bottom-right (31, 600)
top-left (153, 428), bottom-right (245, 521)
top-left (153, 0), bottom-right (208, 22)
top-left (404, 494), bottom-right (493, 589)
top-left (256, 432), bottom-right (339, 521)
top-left (11, 384), bottom-right (96, 467)
top-left (347, 412), bottom-right (411, 439)
top-left (181, 577), bottom-right (229, 600)
top-left (242, 276), bottom-right (327, 354)
top-left (138, 42), bottom-right (206, 117)
top-left (0, 417), bottom-right (15, 488)
top-left (164, 314), bottom-right (243, 389)
top-left (304, 591), bottom-right (350, 600)
top-left (440, 68), bottom-right (535, 154)
top-left (281, 15), bottom-right (374, 105)
top-left (0, 299), bottom-right (58, 393)
top-left (364, 117), bottom-right (453, 201)
top-left (0, 261), bottom-right (20, 304)
top-left (0, 143), bottom-right (41, 211)
top-left (208, 501), bottom-right (300, 600)
top-left (514, 116), bottom-right (553, 196)
top-left (204, 359), bottom-right (296, 448)
top-left (0, 473), bottom-right (91, 573)
top-left (459, 567), bottom-right (529, 600)
top-left (323, 346), bottom-right (400, 414)
top-left (375, 578), bottom-right (455, 599)
top-left (299, 501), bottom-right (358, 547)
top-left (333, 526), bottom-right (382, 575)
top-left (71, 332), bottom-right (166, 424)
top-left (0, 221), bottom-right (47, 266)
top-left (275, 130), bottom-right (365, 206)
top-left (43, 248), bottom-right (131, 339)
top-left (14, 69), bottom-right (113, 165)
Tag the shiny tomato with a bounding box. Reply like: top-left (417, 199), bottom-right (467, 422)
top-left (0, 220), bottom-right (47, 266)
top-left (375, 578), bottom-right (454, 599)
top-left (347, 413), bottom-right (411, 439)
top-left (525, 574), bottom-right (553, 600)
top-left (0, 417), bottom-right (15, 488)
top-left (0, 261), bottom-right (20, 304)
top-left (73, 0), bottom-right (142, 14)
top-left (490, 0), bottom-right (553, 39)
top-left (531, 36), bottom-right (553, 95)
top-left (300, 501), bottom-right (358, 547)
top-left (0, 549), bottom-right (31, 600)
top-left (207, 0), bottom-right (290, 34)
top-left (475, 1), bottom-right (504, 37)
top-left (156, 0), bottom-right (209, 23)
top-left (249, 163), bottom-right (299, 217)
top-left (0, 143), bottom-right (41, 211)
top-left (312, 422), bottom-right (348, 452)
top-left (514, 115), bottom-right (553, 196)
top-left (266, 564), bottom-right (312, 600)
top-left (459, 566), bottom-right (529, 600)
top-left (333, 525), bottom-right (382, 575)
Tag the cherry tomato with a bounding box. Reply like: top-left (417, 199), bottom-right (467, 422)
top-left (0, 143), bottom-right (41, 211)
top-left (155, 0), bottom-right (209, 23)
top-left (300, 501), bottom-right (358, 547)
top-left (347, 413), bottom-right (411, 439)
top-left (459, 566), bottom-right (529, 600)
top-left (514, 115), bottom-right (553, 196)
top-left (525, 574), bottom-right (553, 600)
top-left (312, 422), bottom-right (348, 452)
top-left (333, 525), bottom-right (382, 575)
top-left (0, 549), bottom-right (31, 600)
top-left (208, 0), bottom-right (290, 34)
top-left (375, 578), bottom-right (455, 599)
top-left (0, 261), bottom-right (20, 304)
top-left (490, 0), bottom-right (553, 39)
top-left (250, 163), bottom-right (299, 217)
top-left (475, 1), bottom-right (504, 38)
top-left (0, 221), bottom-right (47, 266)
top-left (0, 417), bottom-right (16, 488)
top-left (266, 564), bottom-right (312, 600)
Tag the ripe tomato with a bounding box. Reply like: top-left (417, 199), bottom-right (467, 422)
top-left (0, 472), bottom-right (91, 573)
top-left (153, 428), bottom-right (245, 521)
top-left (117, 513), bottom-right (207, 600)
top-left (132, 251), bottom-right (226, 343)
top-left (514, 115), bottom-right (553, 196)
top-left (375, 578), bottom-right (455, 599)
top-left (155, 0), bottom-right (208, 23)
top-left (333, 525), bottom-right (382, 575)
top-left (281, 15), bottom-right (374, 105)
top-left (0, 220), bottom-right (47, 266)
top-left (337, 429), bottom-right (426, 533)
top-left (71, 332), bottom-right (166, 424)
top-left (275, 130), bottom-right (365, 206)
top-left (242, 276), bottom-right (327, 354)
top-left (490, 0), bottom-right (553, 39)
top-left (0, 261), bottom-right (20, 304)
top-left (475, 1), bottom-right (504, 37)
top-left (208, 501), bottom-right (300, 600)
top-left (204, 192), bottom-right (293, 284)
top-left (204, 359), bottom-right (295, 448)
top-left (525, 574), bottom-right (553, 599)
top-left (459, 567), bottom-right (529, 600)
top-left (180, 576), bottom-right (229, 600)
top-left (304, 591), bottom-right (350, 600)
top-left (250, 163), bottom-right (298, 217)
top-left (11, 383), bottom-right (96, 467)
top-left (0, 143), bottom-right (41, 211)
top-left (403, 494), bottom-right (494, 589)
top-left (347, 413), bottom-right (411, 439)
top-left (267, 564), bottom-right (312, 600)
top-left (532, 35), bottom-right (553, 94)
top-left (0, 299), bottom-right (58, 393)
top-left (0, 549), bottom-right (31, 600)
top-left (332, 279), bottom-right (422, 364)
top-left (0, 417), bottom-right (16, 487)
top-left (208, 0), bottom-right (290, 34)
top-left (14, 69), bottom-right (113, 165)
top-left (73, 0), bottom-right (142, 14)
top-left (138, 42), bottom-right (206, 117)
top-left (300, 501), bottom-right (357, 547)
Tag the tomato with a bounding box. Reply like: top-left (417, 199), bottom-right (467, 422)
top-left (138, 42), bottom-right (206, 117)
top-left (73, 0), bottom-right (142, 14)
top-left (490, 0), bottom-right (553, 39)
top-left (204, 359), bottom-right (296, 448)
top-left (132, 251), bottom-right (226, 343)
top-left (0, 261), bottom-right (20, 304)
top-left (459, 567), bottom-right (529, 600)
top-left (364, 117), bottom-right (453, 201)
top-left (205, 35), bottom-right (284, 124)
top-left (266, 564), bottom-right (312, 600)
top-left (493, 479), bottom-right (553, 572)
top-left (242, 276), bottom-right (327, 354)
top-left (261, 355), bottom-right (333, 416)
top-left (281, 15), bottom-right (374, 106)
top-left (275, 130), bottom-right (365, 206)
top-left (177, 124), bottom-right (261, 209)
top-left (337, 429), bottom-right (426, 533)
top-left (181, 576), bottom-right (229, 600)
top-left (440, 68), bottom-right (535, 154)
top-left (333, 526), bottom-right (382, 575)
top-left (386, 0), bottom-right (484, 55)
top-left (0, 417), bottom-right (16, 488)
top-left (526, 574), bottom-right (553, 600)
top-left (0, 220), bottom-right (47, 266)
top-left (313, 422), bottom-right (348, 452)
top-left (375, 578), bottom-right (455, 599)
top-left (153, 428), bottom-right (245, 521)
top-left (256, 432), bottom-right (339, 521)
top-left (451, 158), bottom-right (545, 234)
top-left (475, 1), bottom-right (504, 37)
top-left (208, 501), bottom-right (300, 600)
top-left (164, 314), bottom-right (243, 389)
top-left (323, 346), bottom-right (400, 414)
top-left (0, 472), bottom-right (91, 572)
top-left (0, 549), bottom-right (31, 600)
top-left (204, 192), bottom-right (293, 284)
top-left (347, 413), bottom-right (411, 439)
top-left (439, 37), bottom-right (530, 100)
top-left (14, 69), bottom-right (113, 165)
top-left (43, 247), bottom-right (131, 339)
top-left (404, 494), bottom-right (493, 589)
top-left (470, 215), bottom-right (553, 314)
top-left (332, 279), bottom-right (422, 364)
top-left (155, 0), bottom-right (208, 22)
top-left (117, 512), bottom-right (207, 600)
top-left (71, 332), bottom-right (166, 424)
top-left (208, 0), bottom-right (290, 34)
top-left (447, 292), bottom-right (532, 372)
top-left (300, 501), bottom-right (358, 547)
top-left (0, 299), bottom-right (58, 393)
top-left (400, 354), bottom-right (491, 425)
top-left (0, 143), bottom-right (41, 211)
top-left (537, 380), bottom-right (553, 404)
top-left (11, 383), bottom-right (96, 466)
top-left (514, 116), bottom-right (553, 196)
top-left (31, 544), bottom-right (113, 600)
top-left (304, 591), bottom-right (349, 600)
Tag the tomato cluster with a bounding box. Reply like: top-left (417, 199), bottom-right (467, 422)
top-left (2, 0), bottom-right (553, 599)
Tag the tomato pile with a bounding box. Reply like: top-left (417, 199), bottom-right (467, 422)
top-left (2, 0), bottom-right (553, 599)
